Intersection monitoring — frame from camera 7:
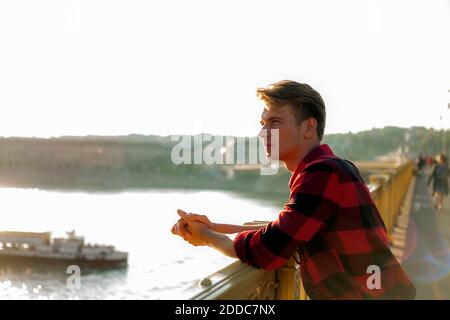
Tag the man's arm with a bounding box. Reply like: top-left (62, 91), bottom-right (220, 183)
top-left (211, 222), bottom-right (267, 234)
top-left (234, 162), bottom-right (340, 270)
top-left (175, 210), bottom-right (267, 234)
top-left (203, 230), bottom-right (237, 258)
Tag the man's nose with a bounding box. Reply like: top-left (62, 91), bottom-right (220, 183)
top-left (258, 127), bottom-right (271, 140)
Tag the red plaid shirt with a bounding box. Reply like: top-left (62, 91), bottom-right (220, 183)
top-left (234, 144), bottom-right (416, 300)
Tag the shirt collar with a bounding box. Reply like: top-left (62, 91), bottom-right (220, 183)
top-left (288, 144), bottom-right (335, 188)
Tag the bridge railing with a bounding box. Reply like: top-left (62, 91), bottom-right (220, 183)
top-left (366, 160), bottom-right (414, 234)
top-left (178, 159), bottom-right (414, 300)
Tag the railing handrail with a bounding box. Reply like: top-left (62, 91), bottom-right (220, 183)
top-left (179, 260), bottom-right (276, 300)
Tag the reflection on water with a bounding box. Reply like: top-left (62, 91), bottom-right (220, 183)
top-left (0, 188), bottom-right (281, 299)
top-left (0, 264), bottom-right (128, 299)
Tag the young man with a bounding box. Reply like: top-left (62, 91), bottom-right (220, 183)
top-left (171, 80), bottom-right (416, 300)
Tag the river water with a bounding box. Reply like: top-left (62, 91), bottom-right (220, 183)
top-left (0, 187), bottom-right (282, 299)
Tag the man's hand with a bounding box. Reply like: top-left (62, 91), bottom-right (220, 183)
top-left (170, 209), bottom-right (238, 258)
top-left (171, 209), bottom-right (212, 246)
top-left (176, 209), bottom-right (213, 228)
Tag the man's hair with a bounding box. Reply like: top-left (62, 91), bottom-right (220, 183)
top-left (256, 80), bottom-right (326, 141)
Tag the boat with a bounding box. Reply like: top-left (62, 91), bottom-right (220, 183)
top-left (0, 230), bottom-right (128, 269)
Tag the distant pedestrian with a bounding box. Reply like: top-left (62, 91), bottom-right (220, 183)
top-left (415, 154), bottom-right (426, 176)
top-left (426, 155), bottom-right (433, 167)
top-left (428, 153), bottom-right (449, 210)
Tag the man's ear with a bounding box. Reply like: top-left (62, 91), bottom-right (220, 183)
top-left (304, 118), bottom-right (317, 139)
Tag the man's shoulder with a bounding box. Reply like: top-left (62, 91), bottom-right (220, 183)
top-left (302, 155), bottom-right (345, 174)
top-left (300, 155), bottom-right (361, 182)
top-left (289, 156), bottom-right (344, 196)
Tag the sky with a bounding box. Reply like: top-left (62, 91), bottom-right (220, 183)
top-left (0, 0), bottom-right (449, 138)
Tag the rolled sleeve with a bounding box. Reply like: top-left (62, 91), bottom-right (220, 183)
top-left (233, 230), bottom-right (256, 266)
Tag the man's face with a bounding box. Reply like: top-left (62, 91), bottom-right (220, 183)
top-left (258, 104), bottom-right (305, 161)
